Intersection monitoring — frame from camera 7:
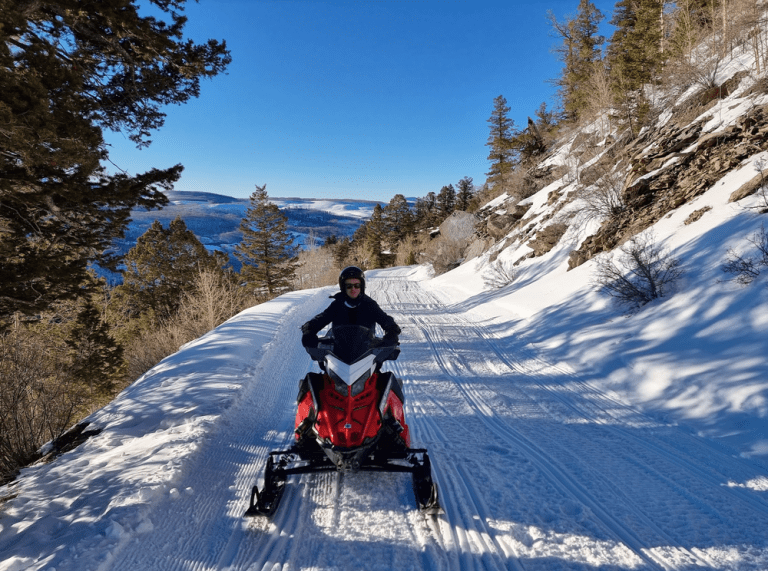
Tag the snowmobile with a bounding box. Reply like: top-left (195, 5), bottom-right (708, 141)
top-left (245, 325), bottom-right (441, 517)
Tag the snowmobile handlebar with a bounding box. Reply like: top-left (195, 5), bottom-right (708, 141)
top-left (304, 325), bottom-right (400, 365)
top-left (305, 341), bottom-right (400, 364)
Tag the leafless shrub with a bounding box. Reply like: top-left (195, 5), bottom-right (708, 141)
top-left (483, 260), bottom-right (517, 289)
top-left (594, 233), bottom-right (683, 310)
top-left (750, 158), bottom-right (768, 213)
top-left (577, 165), bottom-right (627, 225)
top-left (722, 224), bottom-right (768, 285)
top-left (123, 269), bottom-right (257, 381)
top-left (0, 328), bottom-right (84, 482)
top-left (394, 234), bottom-right (429, 267)
top-left (123, 322), bottom-right (188, 380)
top-left (175, 269), bottom-right (254, 340)
top-left (294, 241), bottom-right (339, 290)
top-left (419, 236), bottom-right (465, 275)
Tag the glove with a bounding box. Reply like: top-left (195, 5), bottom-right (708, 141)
top-left (382, 335), bottom-right (399, 347)
top-left (302, 333), bottom-right (318, 349)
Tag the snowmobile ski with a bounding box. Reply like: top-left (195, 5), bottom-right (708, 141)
top-left (244, 447), bottom-right (441, 517)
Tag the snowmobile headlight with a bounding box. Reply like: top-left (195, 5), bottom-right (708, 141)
top-left (350, 370), bottom-right (371, 396)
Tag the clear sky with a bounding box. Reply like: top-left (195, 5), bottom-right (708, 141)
top-left (103, 0), bottom-right (617, 203)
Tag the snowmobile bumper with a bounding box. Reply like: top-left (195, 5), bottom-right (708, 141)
top-left (244, 447), bottom-right (441, 517)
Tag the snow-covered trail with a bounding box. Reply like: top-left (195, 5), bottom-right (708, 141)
top-left (377, 270), bottom-right (768, 570)
top-left (3, 271), bottom-right (768, 571)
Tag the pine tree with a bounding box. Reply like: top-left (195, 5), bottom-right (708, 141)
top-left (0, 1), bottom-right (231, 321)
top-left (548, 1), bottom-right (605, 123)
top-left (437, 185), bottom-right (456, 219)
top-left (115, 217), bottom-right (224, 322)
top-left (607, 0), bottom-right (665, 133)
top-left (333, 237), bottom-right (352, 268)
top-left (66, 300), bottom-right (125, 396)
top-left (364, 205), bottom-right (385, 269)
top-left (235, 185), bottom-right (298, 296)
top-left (456, 177), bottom-right (475, 211)
top-left (382, 194), bottom-right (414, 249)
top-left (486, 95), bottom-right (517, 195)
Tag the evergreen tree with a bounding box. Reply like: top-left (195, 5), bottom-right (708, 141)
top-left (548, 1), bottom-right (605, 123)
top-left (66, 300), bottom-right (125, 396)
top-left (412, 198), bottom-right (430, 231)
top-left (534, 102), bottom-right (562, 140)
top-left (364, 204), bottom-right (385, 269)
top-left (607, 0), bottom-right (665, 133)
top-left (235, 185), bottom-right (298, 296)
top-left (413, 192), bottom-right (440, 230)
top-left (115, 217), bottom-right (224, 321)
top-left (382, 194), bottom-right (414, 249)
top-left (509, 117), bottom-right (550, 165)
top-left (486, 95), bottom-right (517, 195)
top-left (333, 237), bottom-right (352, 268)
top-left (456, 177), bottom-right (475, 211)
top-left (437, 185), bottom-right (456, 219)
top-left (0, 1), bottom-right (231, 321)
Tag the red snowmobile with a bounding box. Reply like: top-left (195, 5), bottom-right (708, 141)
top-left (245, 325), bottom-right (441, 516)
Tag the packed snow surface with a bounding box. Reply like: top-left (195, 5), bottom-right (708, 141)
top-left (2, 243), bottom-right (768, 570)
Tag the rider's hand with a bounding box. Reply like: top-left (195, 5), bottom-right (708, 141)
top-left (382, 335), bottom-right (399, 347)
top-left (302, 333), bottom-right (319, 348)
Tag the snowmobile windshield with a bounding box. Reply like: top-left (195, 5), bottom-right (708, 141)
top-left (327, 325), bottom-right (375, 364)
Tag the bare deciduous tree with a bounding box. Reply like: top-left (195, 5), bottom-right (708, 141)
top-left (294, 247), bottom-right (339, 290)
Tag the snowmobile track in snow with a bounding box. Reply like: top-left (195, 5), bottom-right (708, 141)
top-left (5, 274), bottom-right (768, 571)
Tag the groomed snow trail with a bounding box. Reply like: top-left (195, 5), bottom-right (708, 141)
top-left (4, 271), bottom-right (768, 571)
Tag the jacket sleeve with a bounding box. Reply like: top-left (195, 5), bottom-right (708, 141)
top-left (300, 303), bottom-right (335, 345)
top-left (370, 299), bottom-right (401, 341)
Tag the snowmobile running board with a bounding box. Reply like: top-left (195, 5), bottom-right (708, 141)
top-left (244, 448), bottom-right (441, 517)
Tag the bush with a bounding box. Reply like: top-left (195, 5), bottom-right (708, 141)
top-left (294, 246), bottom-right (339, 290)
top-left (594, 233), bottom-right (683, 310)
top-left (419, 235), bottom-right (465, 275)
top-left (123, 268), bottom-right (256, 380)
top-left (722, 224), bottom-right (768, 285)
top-left (0, 328), bottom-right (84, 482)
top-left (577, 164), bottom-right (628, 225)
top-left (483, 259), bottom-right (517, 289)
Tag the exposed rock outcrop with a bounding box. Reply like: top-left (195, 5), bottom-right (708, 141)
top-left (568, 92), bottom-right (768, 270)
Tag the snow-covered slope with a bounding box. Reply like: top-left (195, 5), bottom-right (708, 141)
top-left (1, 253), bottom-right (768, 569)
top-left (4, 29), bottom-right (768, 571)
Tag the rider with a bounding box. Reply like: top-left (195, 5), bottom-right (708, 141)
top-left (298, 266), bottom-right (404, 402)
top-left (300, 266), bottom-right (401, 348)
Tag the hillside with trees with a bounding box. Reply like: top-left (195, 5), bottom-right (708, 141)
top-left (3, 0), bottom-right (768, 490)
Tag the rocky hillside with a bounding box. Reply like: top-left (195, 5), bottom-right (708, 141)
top-left (461, 62), bottom-right (768, 275)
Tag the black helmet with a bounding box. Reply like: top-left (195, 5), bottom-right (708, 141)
top-left (339, 266), bottom-right (365, 296)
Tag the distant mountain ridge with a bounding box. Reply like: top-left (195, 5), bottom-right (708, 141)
top-left (116, 190), bottom-right (382, 262)
top-left (164, 190), bottom-right (244, 204)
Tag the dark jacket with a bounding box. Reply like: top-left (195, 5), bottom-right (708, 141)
top-left (301, 292), bottom-right (401, 347)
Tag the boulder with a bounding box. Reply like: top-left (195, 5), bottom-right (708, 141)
top-left (439, 211), bottom-right (481, 243)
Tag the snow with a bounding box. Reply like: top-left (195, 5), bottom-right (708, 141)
top-left (4, 44), bottom-right (768, 571)
top-left (3, 183), bottom-right (768, 569)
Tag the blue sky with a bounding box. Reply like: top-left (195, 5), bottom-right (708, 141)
top-left (104, 0), bottom-right (617, 202)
